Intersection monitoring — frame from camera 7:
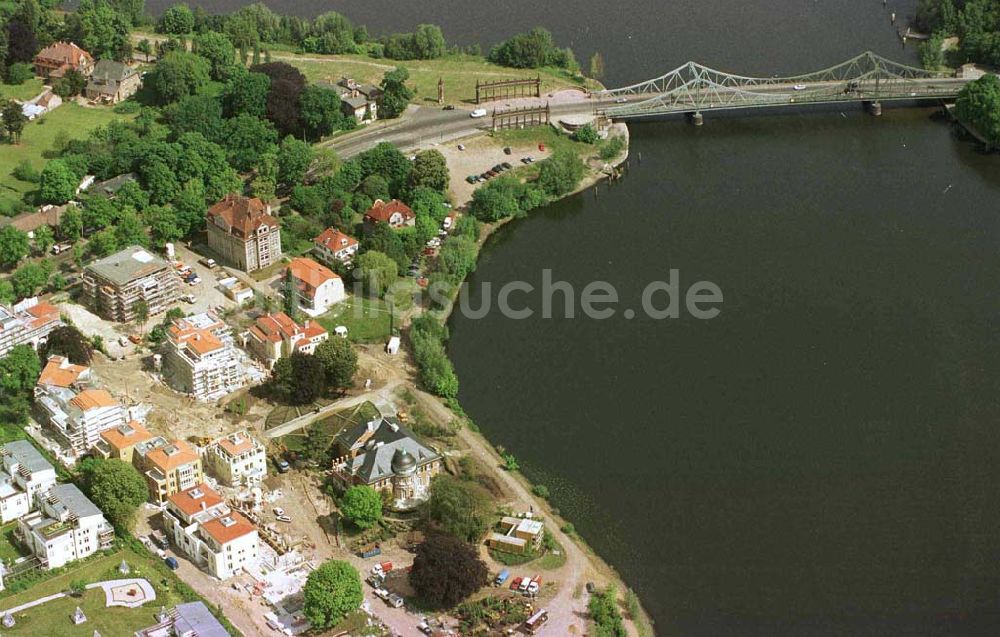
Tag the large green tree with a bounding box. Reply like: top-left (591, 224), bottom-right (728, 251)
top-left (79, 458), bottom-right (149, 533)
top-left (353, 250), bottom-right (398, 298)
top-left (421, 474), bottom-right (493, 542)
top-left (193, 31), bottom-right (237, 81)
top-left (408, 149), bottom-right (449, 193)
top-left (159, 3), bottom-right (195, 35)
top-left (40, 325), bottom-right (94, 364)
top-left (78, 0), bottom-right (132, 61)
top-left (0, 344), bottom-right (41, 424)
top-left (146, 51), bottom-right (211, 105)
top-left (277, 136), bottom-right (314, 188)
top-left (409, 533), bottom-right (489, 608)
top-left (339, 485), bottom-right (382, 529)
top-left (956, 74), bottom-right (1000, 146)
top-left (302, 560), bottom-right (363, 629)
top-left (298, 85), bottom-right (343, 140)
top-left (2, 100), bottom-right (27, 143)
top-left (379, 66), bottom-right (414, 119)
top-left (0, 226), bottom-right (30, 269)
top-left (314, 337), bottom-right (357, 389)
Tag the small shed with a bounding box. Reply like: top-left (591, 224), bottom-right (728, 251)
top-left (386, 336), bottom-right (400, 355)
top-left (334, 325), bottom-right (348, 338)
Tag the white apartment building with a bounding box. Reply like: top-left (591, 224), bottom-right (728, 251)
top-left (17, 484), bottom-right (114, 569)
top-left (0, 297), bottom-right (61, 358)
top-left (35, 382), bottom-right (126, 456)
top-left (0, 441), bottom-right (57, 524)
top-left (165, 483), bottom-right (259, 580)
top-left (313, 227), bottom-right (359, 266)
top-left (283, 257), bottom-right (345, 317)
top-left (202, 431), bottom-right (267, 487)
top-left (162, 312), bottom-right (247, 401)
top-left (245, 312), bottom-right (328, 370)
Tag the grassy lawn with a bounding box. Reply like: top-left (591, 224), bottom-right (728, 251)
top-left (0, 79), bottom-right (44, 102)
top-left (0, 546), bottom-right (229, 636)
top-left (0, 102), bottom-right (132, 212)
top-left (318, 295), bottom-right (395, 343)
top-left (278, 401), bottom-right (379, 455)
top-left (281, 52), bottom-right (598, 107)
top-left (0, 522), bottom-right (27, 564)
top-left (263, 395), bottom-right (337, 430)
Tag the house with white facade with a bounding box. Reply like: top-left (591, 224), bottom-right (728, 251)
top-left (0, 441), bottom-right (57, 524)
top-left (162, 312), bottom-right (248, 401)
top-left (35, 374), bottom-right (126, 456)
top-left (283, 257), bottom-right (345, 317)
top-left (17, 484), bottom-right (114, 569)
top-left (165, 483), bottom-right (260, 580)
top-left (245, 312), bottom-right (328, 370)
top-left (0, 298), bottom-right (61, 358)
top-left (202, 431), bottom-right (267, 487)
top-left (313, 227), bottom-right (359, 266)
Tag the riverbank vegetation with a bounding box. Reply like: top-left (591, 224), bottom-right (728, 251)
top-left (955, 74), bottom-right (1000, 144)
top-left (916, 0), bottom-right (1000, 68)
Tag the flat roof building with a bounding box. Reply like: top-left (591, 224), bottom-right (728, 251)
top-left (83, 246), bottom-right (181, 322)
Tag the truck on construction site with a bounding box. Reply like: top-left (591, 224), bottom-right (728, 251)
top-left (359, 543), bottom-right (381, 559)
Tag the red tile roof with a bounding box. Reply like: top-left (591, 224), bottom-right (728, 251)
top-left (33, 42), bottom-right (93, 75)
top-left (200, 509), bottom-right (256, 544)
top-left (37, 356), bottom-right (89, 388)
top-left (314, 228), bottom-right (358, 253)
top-left (285, 258), bottom-right (340, 300)
top-left (364, 199), bottom-right (414, 226)
top-left (207, 194), bottom-right (278, 239)
top-left (168, 483), bottom-right (224, 518)
top-left (69, 389), bottom-right (118, 411)
top-left (145, 439), bottom-right (199, 473)
top-left (100, 421), bottom-right (153, 452)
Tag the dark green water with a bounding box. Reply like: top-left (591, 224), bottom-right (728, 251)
top-left (152, 0), bottom-right (1000, 632)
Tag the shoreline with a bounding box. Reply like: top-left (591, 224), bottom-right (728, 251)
top-left (422, 122), bottom-right (656, 635)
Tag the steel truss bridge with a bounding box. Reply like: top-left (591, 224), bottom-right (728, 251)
top-left (595, 51), bottom-right (968, 119)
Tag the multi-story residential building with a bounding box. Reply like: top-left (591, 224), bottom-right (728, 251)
top-left (0, 297), bottom-right (62, 358)
top-left (82, 246), bottom-right (181, 323)
top-left (165, 483), bottom-right (260, 580)
top-left (283, 257), bottom-right (345, 317)
top-left (162, 312), bottom-right (247, 401)
top-left (135, 601), bottom-right (230, 637)
top-left (0, 441), bottom-right (57, 524)
top-left (17, 484), bottom-right (114, 569)
top-left (35, 381), bottom-right (126, 456)
top-left (94, 420), bottom-right (153, 463)
top-left (33, 41), bottom-right (94, 79)
top-left (202, 431), bottom-right (267, 487)
top-left (245, 312), bottom-right (328, 370)
top-left (37, 355), bottom-right (91, 390)
top-left (206, 195), bottom-right (282, 273)
top-left (330, 416), bottom-right (443, 511)
top-left (312, 227), bottom-right (359, 266)
top-left (133, 438), bottom-right (203, 504)
top-left (84, 59), bottom-right (141, 104)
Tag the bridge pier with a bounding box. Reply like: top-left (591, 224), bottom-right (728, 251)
top-left (690, 111), bottom-right (704, 126)
top-left (867, 101), bottom-right (883, 116)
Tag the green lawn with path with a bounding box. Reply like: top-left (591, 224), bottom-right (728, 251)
top-left (318, 295), bottom-right (396, 343)
top-left (0, 103), bottom-right (132, 213)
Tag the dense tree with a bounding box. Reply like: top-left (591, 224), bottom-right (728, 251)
top-left (0, 226), bottom-right (30, 269)
top-left (0, 344), bottom-right (41, 423)
top-left (573, 123), bottom-right (599, 144)
top-left (40, 325), bottom-right (94, 364)
top-left (589, 586), bottom-right (627, 637)
top-left (163, 94), bottom-right (225, 139)
top-left (382, 24), bottom-right (447, 60)
top-left (160, 3), bottom-right (195, 35)
top-left (146, 51), bottom-right (211, 104)
top-left (52, 69), bottom-right (88, 98)
top-left (468, 175), bottom-right (526, 222)
top-left (302, 560), bottom-right (363, 629)
top-left (438, 237), bottom-right (478, 282)
top-left (141, 160), bottom-right (182, 205)
top-left (340, 485), bottom-right (382, 529)
top-left (135, 38), bottom-right (152, 62)
top-left (956, 74), bottom-right (1000, 146)
top-left (223, 113), bottom-right (278, 171)
top-left (110, 0), bottom-right (146, 26)
top-left (222, 68), bottom-right (270, 119)
top-left (408, 150), bottom-right (449, 193)
top-left (409, 316), bottom-right (459, 397)
top-left (410, 533), bottom-right (489, 608)
top-left (32, 225), bottom-right (54, 255)
top-left (298, 85), bottom-right (343, 139)
top-left (362, 223), bottom-right (409, 274)
top-left (252, 61), bottom-right (307, 136)
top-left (193, 31), bottom-right (237, 81)
top-left (421, 474), bottom-right (493, 542)
top-left (79, 458), bottom-right (148, 533)
top-left (114, 209), bottom-right (148, 246)
top-left (1, 100), bottom-right (27, 143)
top-left (353, 250), bottom-right (398, 297)
top-left (314, 337), bottom-right (357, 388)
top-left (537, 147), bottom-right (586, 196)
top-left (283, 351), bottom-right (326, 404)
top-left (277, 136), bottom-right (313, 188)
top-left (6, 21), bottom-right (38, 64)
top-left (4, 62), bottom-right (33, 85)
top-left (78, 0), bottom-right (132, 61)
top-left (357, 142), bottom-right (412, 196)
top-left (59, 205), bottom-right (84, 240)
top-left (81, 196), bottom-right (119, 233)
top-left (379, 66), bottom-right (414, 119)
top-left (489, 27), bottom-right (565, 69)
top-left (11, 260), bottom-right (53, 299)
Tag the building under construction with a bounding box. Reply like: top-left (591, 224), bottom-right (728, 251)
top-left (83, 245), bottom-right (181, 323)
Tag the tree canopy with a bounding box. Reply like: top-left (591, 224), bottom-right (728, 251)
top-left (313, 337), bottom-right (357, 389)
top-left (302, 560), bottom-right (363, 629)
top-left (956, 74), bottom-right (1000, 146)
top-left (410, 533), bottom-right (489, 608)
top-left (421, 474), bottom-right (493, 542)
top-left (79, 458), bottom-right (149, 533)
top-left (339, 485), bottom-right (383, 529)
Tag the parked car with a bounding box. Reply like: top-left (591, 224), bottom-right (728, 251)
top-left (503, 146), bottom-right (512, 155)
top-left (486, 170), bottom-right (498, 178)
top-left (502, 162), bottom-right (513, 170)
top-left (585, 582), bottom-right (597, 594)
top-left (376, 588), bottom-right (391, 600)
top-left (164, 556), bottom-right (179, 570)
top-left (495, 569), bottom-right (510, 586)
top-left (275, 459), bottom-right (290, 473)
top-left (519, 577), bottom-right (532, 592)
top-left (387, 594), bottom-right (404, 608)
top-left (457, 144), bottom-right (466, 151)
top-left (615, 97), bottom-right (628, 103)
top-left (538, 143), bottom-right (546, 151)
top-left (443, 104), bottom-right (456, 110)
top-left (470, 109), bottom-right (487, 118)
top-left (510, 576), bottom-right (523, 590)
top-left (273, 507), bottom-right (285, 517)
top-left (182, 294), bottom-right (196, 304)
top-left (198, 257), bottom-right (216, 268)
top-left (359, 544), bottom-right (382, 559)
top-left (465, 175), bottom-right (477, 184)
top-left (150, 530), bottom-right (169, 550)
top-left (118, 336), bottom-right (130, 347)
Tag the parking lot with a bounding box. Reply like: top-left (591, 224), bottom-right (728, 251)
top-left (438, 136), bottom-right (550, 206)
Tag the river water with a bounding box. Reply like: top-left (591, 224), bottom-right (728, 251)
top-left (157, 1), bottom-right (1000, 634)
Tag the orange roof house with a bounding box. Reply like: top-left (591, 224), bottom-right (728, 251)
top-left (70, 388), bottom-right (118, 412)
top-left (33, 41), bottom-right (94, 79)
top-left (363, 199), bottom-right (416, 229)
top-left (313, 228), bottom-right (359, 264)
top-left (207, 195), bottom-right (277, 239)
top-left (200, 509), bottom-right (257, 545)
top-left (168, 483), bottom-right (225, 518)
top-left (206, 194), bottom-right (283, 273)
top-left (37, 355), bottom-right (91, 389)
top-left (97, 421), bottom-right (153, 462)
